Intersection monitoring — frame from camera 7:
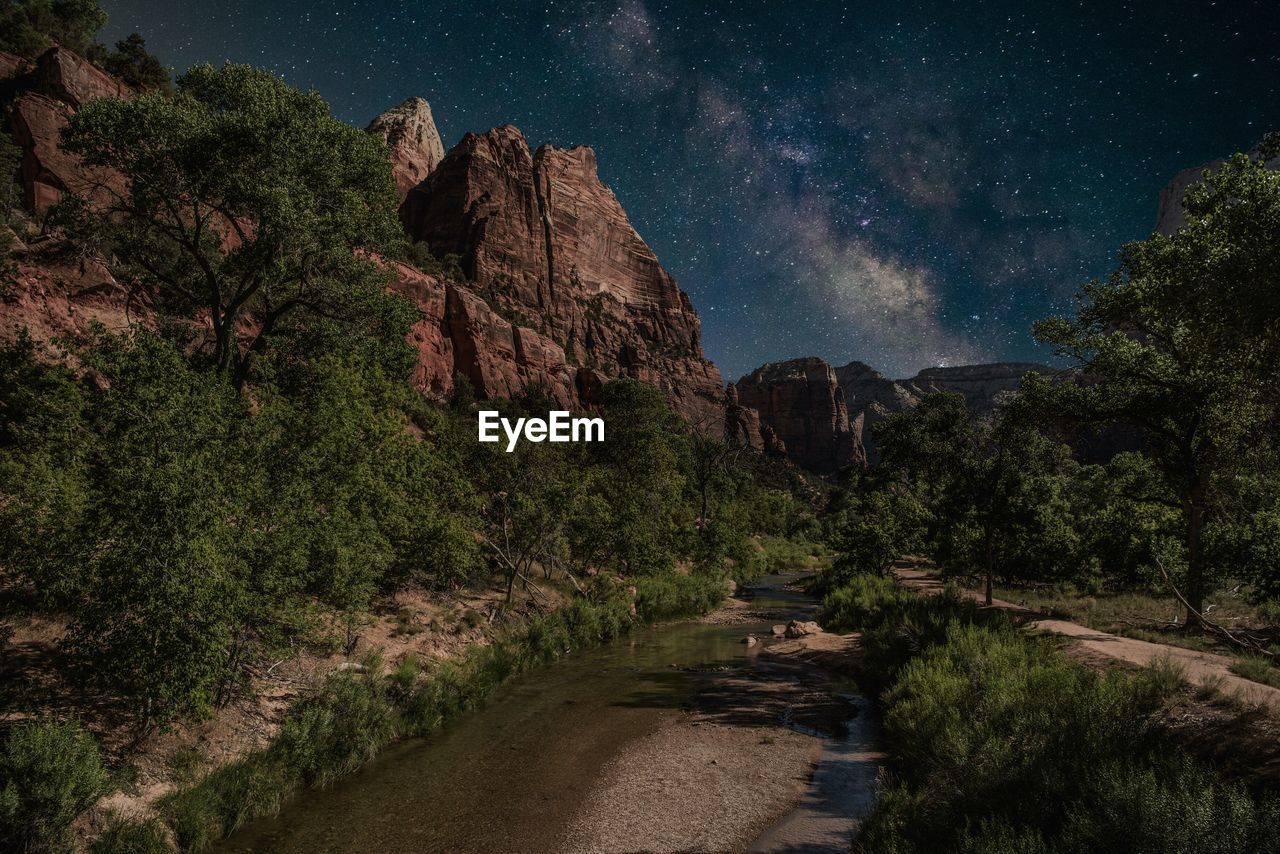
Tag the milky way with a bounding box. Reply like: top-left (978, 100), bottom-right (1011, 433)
top-left (100, 0), bottom-right (1279, 379)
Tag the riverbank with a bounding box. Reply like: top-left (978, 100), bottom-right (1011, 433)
top-left (200, 572), bottom-right (874, 854)
top-left (561, 585), bottom-right (867, 853)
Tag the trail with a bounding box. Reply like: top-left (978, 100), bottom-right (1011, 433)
top-left (893, 565), bottom-right (1280, 712)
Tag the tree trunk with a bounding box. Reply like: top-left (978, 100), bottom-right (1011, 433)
top-left (1184, 500), bottom-right (1207, 627)
top-left (983, 523), bottom-right (994, 607)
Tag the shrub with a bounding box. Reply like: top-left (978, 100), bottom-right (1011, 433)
top-left (0, 717), bottom-right (110, 853)
top-left (851, 590), bottom-right (1280, 853)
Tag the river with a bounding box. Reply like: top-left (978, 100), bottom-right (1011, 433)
top-left (216, 574), bottom-right (880, 853)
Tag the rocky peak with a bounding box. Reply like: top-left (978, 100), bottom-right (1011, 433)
top-left (398, 123), bottom-right (722, 424)
top-left (366, 96), bottom-right (446, 200)
top-left (735, 357), bottom-right (861, 475)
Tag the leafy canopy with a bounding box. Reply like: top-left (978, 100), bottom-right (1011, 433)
top-left (61, 62), bottom-right (408, 386)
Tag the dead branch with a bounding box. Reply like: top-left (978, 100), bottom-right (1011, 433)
top-left (1155, 556), bottom-right (1274, 658)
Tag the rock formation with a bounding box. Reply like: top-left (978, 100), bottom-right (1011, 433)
top-left (834, 361), bottom-right (1048, 464)
top-left (399, 124), bottom-right (725, 424)
top-left (0, 60), bottom-right (773, 455)
top-left (4, 46), bottom-right (133, 211)
top-left (723, 382), bottom-right (786, 456)
top-left (735, 358), bottom-right (862, 475)
top-left (365, 96), bottom-right (445, 200)
top-left (735, 356), bottom-right (1050, 471)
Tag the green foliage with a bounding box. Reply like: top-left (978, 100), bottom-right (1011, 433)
top-left (1025, 149), bottom-right (1280, 620)
top-left (0, 328), bottom-right (483, 727)
top-left (0, 717), bottom-right (109, 854)
top-left (0, 0), bottom-right (105, 58)
top-left (833, 586), bottom-right (1280, 854)
top-left (403, 242), bottom-right (465, 282)
top-left (89, 815), bottom-right (171, 854)
top-left (60, 62), bottom-right (407, 387)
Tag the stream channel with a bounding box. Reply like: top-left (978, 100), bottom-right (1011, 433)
top-left (216, 573), bottom-right (881, 852)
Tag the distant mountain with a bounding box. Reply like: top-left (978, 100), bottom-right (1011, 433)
top-left (736, 357), bottom-right (1050, 472)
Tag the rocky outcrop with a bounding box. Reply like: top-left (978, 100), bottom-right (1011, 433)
top-left (3, 46), bottom-right (133, 212)
top-left (0, 50), bottom-right (32, 80)
top-left (834, 361), bottom-right (921, 465)
top-left (735, 358), bottom-right (861, 475)
top-left (723, 382), bottom-right (786, 456)
top-left (399, 124), bottom-right (724, 424)
top-left (365, 97), bottom-right (445, 201)
top-left (34, 46), bottom-right (131, 107)
top-left (832, 361), bottom-right (1048, 464)
top-left (1, 238), bottom-right (143, 351)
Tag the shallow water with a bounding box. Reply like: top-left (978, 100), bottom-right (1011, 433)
top-left (216, 576), bottom-right (870, 853)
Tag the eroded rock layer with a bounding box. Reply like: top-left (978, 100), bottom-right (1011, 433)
top-left (735, 358), bottom-right (861, 475)
top-left (399, 125), bottom-right (724, 425)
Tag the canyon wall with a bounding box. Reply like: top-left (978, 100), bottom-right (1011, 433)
top-left (738, 357), bottom-right (1049, 471)
top-left (1, 57), bottom-right (780, 452)
top-left (735, 358), bottom-right (862, 475)
top-left (397, 123), bottom-right (728, 427)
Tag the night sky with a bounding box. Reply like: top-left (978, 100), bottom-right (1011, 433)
top-left (100, 1), bottom-right (1279, 380)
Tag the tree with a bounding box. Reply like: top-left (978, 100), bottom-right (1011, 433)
top-left (593, 380), bottom-right (689, 574)
top-left (0, 0), bottom-right (105, 59)
top-left (875, 393), bottom-right (1074, 605)
top-left (60, 62), bottom-right (407, 388)
top-left (102, 33), bottom-right (169, 89)
top-left (61, 330), bottom-right (253, 728)
top-left (1024, 147), bottom-right (1280, 624)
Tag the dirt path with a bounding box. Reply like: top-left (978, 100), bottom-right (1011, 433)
top-left (894, 566), bottom-right (1280, 712)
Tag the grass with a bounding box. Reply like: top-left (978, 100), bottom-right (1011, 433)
top-left (1230, 655), bottom-right (1280, 689)
top-left (753, 536), bottom-right (831, 573)
top-left (990, 579), bottom-right (1268, 657)
top-left (155, 571), bottom-right (727, 852)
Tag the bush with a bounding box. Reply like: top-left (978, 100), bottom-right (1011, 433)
top-left (0, 717), bottom-right (110, 853)
top-left (849, 590), bottom-right (1280, 853)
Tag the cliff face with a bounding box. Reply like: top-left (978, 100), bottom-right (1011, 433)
top-left (365, 97), bottom-right (445, 201)
top-left (4, 46), bottom-right (133, 212)
top-left (833, 361), bottom-right (1048, 464)
top-left (398, 124), bottom-right (725, 425)
top-left (735, 357), bottom-right (861, 475)
top-left (3, 67), bottom-right (773, 448)
top-left (733, 356), bottom-right (1048, 472)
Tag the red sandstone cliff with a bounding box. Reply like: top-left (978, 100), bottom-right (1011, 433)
top-left (365, 97), bottom-right (445, 202)
top-left (734, 358), bottom-right (862, 476)
top-left (2, 62), bottom-right (782, 453)
top-left (398, 125), bottom-right (726, 425)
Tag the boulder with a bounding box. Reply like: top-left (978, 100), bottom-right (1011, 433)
top-left (784, 620), bottom-right (821, 639)
top-left (770, 624), bottom-right (787, 638)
